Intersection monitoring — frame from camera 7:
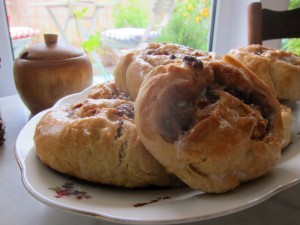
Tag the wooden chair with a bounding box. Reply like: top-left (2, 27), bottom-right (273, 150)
top-left (248, 2), bottom-right (300, 45)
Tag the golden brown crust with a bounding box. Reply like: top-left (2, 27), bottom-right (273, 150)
top-left (114, 43), bottom-right (218, 99)
top-left (34, 82), bottom-right (182, 188)
top-left (135, 55), bottom-right (284, 193)
top-left (88, 81), bottom-right (132, 101)
top-left (280, 104), bottom-right (294, 149)
top-left (228, 45), bottom-right (300, 101)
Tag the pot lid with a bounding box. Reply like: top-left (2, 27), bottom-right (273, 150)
top-left (19, 34), bottom-right (85, 60)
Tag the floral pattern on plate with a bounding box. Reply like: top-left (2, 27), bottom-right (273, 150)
top-left (15, 86), bottom-right (300, 224)
top-left (49, 182), bottom-right (92, 200)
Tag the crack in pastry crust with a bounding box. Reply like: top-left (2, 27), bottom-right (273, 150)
top-left (135, 55), bottom-right (284, 193)
top-left (228, 45), bottom-right (300, 101)
top-left (114, 43), bottom-right (218, 99)
top-left (34, 82), bottom-right (183, 188)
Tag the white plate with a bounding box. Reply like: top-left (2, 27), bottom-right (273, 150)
top-left (15, 86), bottom-right (300, 225)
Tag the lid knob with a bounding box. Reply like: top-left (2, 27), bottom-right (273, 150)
top-left (44, 34), bottom-right (58, 45)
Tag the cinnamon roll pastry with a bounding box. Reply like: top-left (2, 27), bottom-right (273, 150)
top-left (228, 45), bottom-right (300, 101)
top-left (34, 82), bottom-right (182, 188)
top-left (88, 81), bottom-right (132, 101)
top-left (135, 55), bottom-right (284, 193)
top-left (280, 104), bottom-right (294, 149)
top-left (114, 43), bottom-right (217, 99)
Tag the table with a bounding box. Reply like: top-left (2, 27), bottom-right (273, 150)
top-left (1, 94), bottom-right (300, 225)
top-left (33, 1), bottom-right (113, 43)
top-left (30, 1), bottom-right (114, 79)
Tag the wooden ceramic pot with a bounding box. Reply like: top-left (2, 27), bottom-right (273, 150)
top-left (13, 34), bottom-right (93, 114)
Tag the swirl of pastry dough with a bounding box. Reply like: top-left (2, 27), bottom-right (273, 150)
top-left (228, 44), bottom-right (300, 101)
top-left (114, 43), bottom-right (217, 99)
top-left (135, 55), bottom-right (284, 193)
top-left (34, 82), bottom-right (182, 188)
top-left (280, 104), bottom-right (294, 149)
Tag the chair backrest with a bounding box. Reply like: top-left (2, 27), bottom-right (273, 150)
top-left (140, 0), bottom-right (176, 44)
top-left (248, 2), bottom-right (300, 45)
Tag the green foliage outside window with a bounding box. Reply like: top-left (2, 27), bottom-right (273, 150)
top-left (111, 0), bottom-right (212, 51)
top-left (156, 0), bottom-right (212, 51)
top-left (68, 0), bottom-right (101, 52)
top-left (289, 0), bottom-right (300, 9)
top-left (112, 0), bottom-right (149, 28)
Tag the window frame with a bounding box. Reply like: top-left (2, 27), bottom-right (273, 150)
top-left (0, 0), bottom-right (290, 97)
top-left (0, 0), bottom-right (16, 97)
top-left (211, 0), bottom-right (290, 55)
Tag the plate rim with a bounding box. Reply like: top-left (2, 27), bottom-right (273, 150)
top-left (14, 86), bottom-right (300, 224)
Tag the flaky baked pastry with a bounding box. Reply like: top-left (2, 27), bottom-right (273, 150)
top-left (228, 45), bottom-right (300, 101)
top-left (114, 43), bottom-right (217, 99)
top-left (34, 82), bottom-right (182, 188)
top-left (135, 55), bottom-right (284, 193)
top-left (88, 80), bottom-right (131, 101)
top-left (280, 104), bottom-right (294, 149)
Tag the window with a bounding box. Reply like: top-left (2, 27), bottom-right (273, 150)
top-left (155, 0), bottom-right (214, 51)
top-left (3, 0), bottom-right (215, 69)
top-left (0, 0), bottom-right (294, 97)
